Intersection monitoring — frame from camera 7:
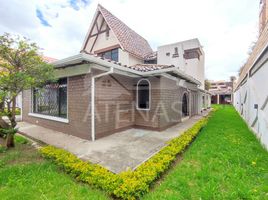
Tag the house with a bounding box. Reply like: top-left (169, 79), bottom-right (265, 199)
top-left (234, 0), bottom-right (268, 149)
top-left (21, 4), bottom-right (210, 141)
top-left (209, 80), bottom-right (234, 104)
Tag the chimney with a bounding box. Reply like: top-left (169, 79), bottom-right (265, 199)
top-left (259, 0), bottom-right (268, 34)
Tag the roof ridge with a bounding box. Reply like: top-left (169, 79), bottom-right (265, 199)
top-left (97, 4), bottom-right (153, 59)
top-left (97, 4), bottom-right (150, 43)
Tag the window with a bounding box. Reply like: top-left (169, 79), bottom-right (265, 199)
top-left (174, 47), bottom-right (178, 54)
top-left (99, 48), bottom-right (118, 62)
top-left (144, 59), bottom-right (157, 64)
top-left (172, 47), bottom-right (179, 57)
top-left (182, 92), bottom-right (189, 117)
top-left (136, 79), bottom-right (150, 110)
top-left (183, 48), bottom-right (202, 60)
top-left (33, 78), bottom-right (67, 118)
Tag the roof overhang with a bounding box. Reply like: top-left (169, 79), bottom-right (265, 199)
top-left (235, 36), bottom-right (268, 90)
top-left (52, 53), bottom-right (201, 85)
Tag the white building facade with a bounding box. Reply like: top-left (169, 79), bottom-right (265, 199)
top-left (234, 0), bottom-right (268, 149)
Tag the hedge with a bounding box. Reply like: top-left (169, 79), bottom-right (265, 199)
top-left (40, 115), bottom-right (210, 199)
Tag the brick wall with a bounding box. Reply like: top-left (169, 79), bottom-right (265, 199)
top-left (22, 74), bottom-right (92, 140)
top-left (22, 70), bottom-right (201, 140)
top-left (95, 73), bottom-right (135, 138)
top-left (134, 77), bottom-right (161, 129)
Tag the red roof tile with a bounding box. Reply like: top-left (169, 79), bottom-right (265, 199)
top-left (98, 4), bottom-right (153, 59)
top-left (127, 64), bottom-right (174, 72)
top-left (42, 56), bottom-right (57, 63)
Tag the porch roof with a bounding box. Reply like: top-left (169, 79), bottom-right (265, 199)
top-left (52, 53), bottom-right (201, 85)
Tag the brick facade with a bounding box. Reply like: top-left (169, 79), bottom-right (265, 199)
top-left (22, 74), bottom-right (92, 140)
top-left (22, 71), bottom-right (201, 140)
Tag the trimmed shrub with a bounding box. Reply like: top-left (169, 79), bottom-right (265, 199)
top-left (40, 115), bottom-right (210, 199)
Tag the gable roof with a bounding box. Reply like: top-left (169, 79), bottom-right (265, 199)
top-left (82, 4), bottom-right (153, 59)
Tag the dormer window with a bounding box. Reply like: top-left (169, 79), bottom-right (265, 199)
top-left (172, 47), bottom-right (179, 57)
top-left (98, 48), bottom-right (118, 62)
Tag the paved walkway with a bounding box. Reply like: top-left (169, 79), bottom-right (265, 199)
top-left (17, 111), bottom-right (210, 173)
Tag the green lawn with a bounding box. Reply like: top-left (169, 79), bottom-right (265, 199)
top-left (1, 106), bottom-right (267, 200)
top-left (0, 136), bottom-right (109, 200)
top-left (143, 105), bottom-right (268, 200)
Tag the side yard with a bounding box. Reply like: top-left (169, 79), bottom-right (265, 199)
top-left (0, 136), bottom-right (109, 200)
top-left (0, 105), bottom-right (267, 199)
top-left (143, 105), bottom-right (268, 199)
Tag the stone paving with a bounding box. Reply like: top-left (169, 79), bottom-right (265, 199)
top-left (17, 110), bottom-right (210, 173)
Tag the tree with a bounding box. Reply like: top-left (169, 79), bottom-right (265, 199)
top-left (0, 33), bottom-right (55, 148)
top-left (205, 79), bottom-right (211, 91)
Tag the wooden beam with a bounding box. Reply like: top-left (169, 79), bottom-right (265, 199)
top-left (90, 35), bottom-right (99, 53)
top-left (89, 29), bottom-right (107, 38)
top-left (82, 12), bottom-right (100, 51)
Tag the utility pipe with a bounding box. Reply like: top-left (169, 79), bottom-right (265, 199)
top-left (91, 67), bottom-right (114, 141)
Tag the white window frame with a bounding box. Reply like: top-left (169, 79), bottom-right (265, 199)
top-left (136, 78), bottom-right (151, 111)
top-left (29, 77), bottom-right (69, 123)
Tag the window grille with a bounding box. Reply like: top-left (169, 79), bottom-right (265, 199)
top-left (33, 78), bottom-right (67, 118)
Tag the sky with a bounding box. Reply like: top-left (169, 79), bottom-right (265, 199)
top-left (0, 0), bottom-right (259, 81)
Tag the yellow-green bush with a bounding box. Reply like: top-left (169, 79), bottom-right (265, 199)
top-left (40, 116), bottom-right (210, 200)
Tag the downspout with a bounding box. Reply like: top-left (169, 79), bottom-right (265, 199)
top-left (91, 67), bottom-right (114, 141)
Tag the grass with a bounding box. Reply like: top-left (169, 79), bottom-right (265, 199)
top-left (143, 105), bottom-right (268, 200)
top-left (1, 106), bottom-right (267, 200)
top-left (0, 136), bottom-right (109, 200)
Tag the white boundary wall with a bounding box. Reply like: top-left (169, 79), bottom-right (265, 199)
top-left (234, 59), bottom-right (268, 150)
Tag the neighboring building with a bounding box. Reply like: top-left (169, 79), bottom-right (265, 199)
top-left (234, 0), bottom-right (268, 149)
top-left (21, 4), bottom-right (210, 141)
top-left (209, 80), bottom-right (233, 104)
top-left (157, 39), bottom-right (205, 90)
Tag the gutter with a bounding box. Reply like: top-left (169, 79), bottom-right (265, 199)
top-left (91, 67), bottom-right (114, 141)
top-left (52, 53), bottom-right (200, 85)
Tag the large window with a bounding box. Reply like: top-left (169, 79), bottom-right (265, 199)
top-left (33, 78), bottom-right (67, 118)
top-left (99, 48), bottom-right (118, 62)
top-left (136, 79), bottom-right (151, 110)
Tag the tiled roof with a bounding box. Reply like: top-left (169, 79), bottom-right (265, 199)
top-left (42, 56), bottom-right (57, 63)
top-left (126, 64), bottom-right (174, 72)
top-left (144, 51), bottom-right (157, 61)
top-left (91, 53), bottom-right (173, 72)
top-left (98, 4), bottom-right (153, 59)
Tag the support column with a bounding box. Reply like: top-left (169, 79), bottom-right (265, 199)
top-left (217, 94), bottom-right (220, 104)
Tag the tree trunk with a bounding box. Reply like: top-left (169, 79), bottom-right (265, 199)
top-left (10, 97), bottom-right (17, 128)
top-left (0, 97), bottom-right (17, 148)
top-left (6, 133), bottom-right (14, 148)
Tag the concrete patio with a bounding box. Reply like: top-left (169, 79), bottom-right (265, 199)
top-left (17, 111), bottom-right (210, 173)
